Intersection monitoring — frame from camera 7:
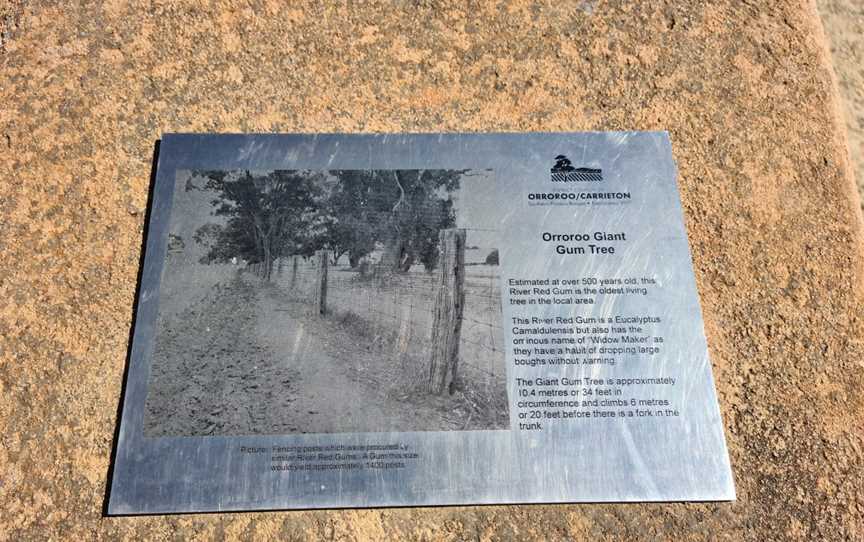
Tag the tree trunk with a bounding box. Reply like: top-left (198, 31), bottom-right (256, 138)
top-left (381, 235), bottom-right (401, 271)
top-left (349, 252), bottom-right (361, 268)
top-left (382, 232), bottom-right (412, 273)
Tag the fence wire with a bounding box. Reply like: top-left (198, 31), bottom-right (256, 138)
top-left (263, 255), bottom-right (505, 384)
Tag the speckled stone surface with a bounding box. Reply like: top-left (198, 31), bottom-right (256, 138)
top-left (817, 0), bottom-right (864, 207)
top-left (1, 1), bottom-right (862, 540)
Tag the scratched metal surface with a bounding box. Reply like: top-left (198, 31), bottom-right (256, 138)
top-left (107, 133), bottom-right (734, 514)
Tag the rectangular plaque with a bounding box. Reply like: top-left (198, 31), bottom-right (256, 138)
top-left (108, 132), bottom-right (734, 514)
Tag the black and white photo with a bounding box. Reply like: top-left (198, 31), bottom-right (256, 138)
top-left (143, 168), bottom-right (509, 436)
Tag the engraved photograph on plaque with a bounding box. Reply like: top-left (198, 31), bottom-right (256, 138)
top-left (143, 168), bottom-right (508, 437)
top-left (108, 133), bottom-right (735, 514)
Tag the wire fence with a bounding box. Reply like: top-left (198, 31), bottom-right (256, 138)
top-left (260, 253), bottom-right (506, 386)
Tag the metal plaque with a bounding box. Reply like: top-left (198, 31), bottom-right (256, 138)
top-left (107, 133), bottom-right (734, 514)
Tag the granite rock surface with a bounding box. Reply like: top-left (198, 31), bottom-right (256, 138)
top-left (1, 1), bottom-right (863, 540)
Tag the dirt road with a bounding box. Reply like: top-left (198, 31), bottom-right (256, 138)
top-left (143, 274), bottom-right (301, 436)
top-left (144, 273), bottom-right (467, 436)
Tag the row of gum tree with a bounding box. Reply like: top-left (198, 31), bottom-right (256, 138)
top-left (190, 169), bottom-right (464, 281)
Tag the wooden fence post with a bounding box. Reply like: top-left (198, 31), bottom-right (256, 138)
top-left (290, 255), bottom-right (298, 290)
top-left (428, 228), bottom-right (466, 394)
top-left (314, 250), bottom-right (328, 315)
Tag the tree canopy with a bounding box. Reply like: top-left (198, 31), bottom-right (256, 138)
top-left (193, 169), bottom-right (463, 278)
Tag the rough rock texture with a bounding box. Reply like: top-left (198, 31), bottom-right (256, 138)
top-left (817, 0), bottom-right (864, 206)
top-left (1, 1), bottom-right (863, 540)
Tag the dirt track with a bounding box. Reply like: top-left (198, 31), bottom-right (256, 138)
top-left (144, 274), bottom-right (301, 436)
top-left (144, 274), bottom-right (484, 436)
